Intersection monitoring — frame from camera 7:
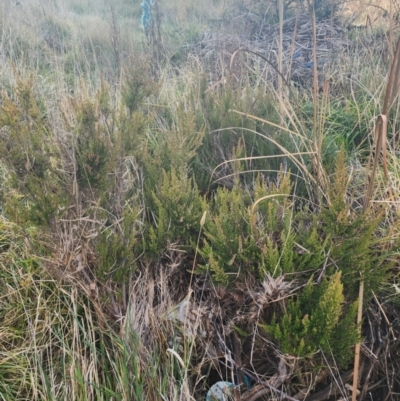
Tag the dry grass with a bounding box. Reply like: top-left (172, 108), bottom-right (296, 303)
top-left (1, 1), bottom-right (400, 400)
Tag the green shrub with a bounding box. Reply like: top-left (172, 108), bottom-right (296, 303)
top-left (321, 148), bottom-right (384, 298)
top-left (0, 75), bottom-right (67, 226)
top-left (264, 271), bottom-right (359, 367)
top-left (0, 75), bottom-right (150, 284)
top-left (199, 169), bottom-right (298, 283)
top-left (121, 56), bottom-right (160, 115)
top-left (199, 182), bottom-right (256, 284)
top-left (147, 167), bottom-right (204, 256)
top-left (97, 205), bottom-right (141, 282)
top-left (74, 95), bottom-right (113, 190)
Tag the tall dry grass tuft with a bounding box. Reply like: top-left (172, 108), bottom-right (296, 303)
top-left (352, 34), bottom-right (400, 401)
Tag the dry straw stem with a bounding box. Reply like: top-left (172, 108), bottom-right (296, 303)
top-left (228, 44), bottom-right (330, 201)
top-left (352, 35), bottom-right (400, 401)
top-left (229, 48), bottom-right (294, 95)
top-left (278, 0), bottom-right (284, 125)
top-left (307, 0), bottom-right (330, 203)
top-left (363, 34), bottom-right (400, 210)
top-left (209, 152), bottom-right (314, 187)
top-left (224, 114), bottom-right (318, 187)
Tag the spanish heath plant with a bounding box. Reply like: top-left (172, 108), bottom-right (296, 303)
top-left (264, 271), bottom-right (359, 367)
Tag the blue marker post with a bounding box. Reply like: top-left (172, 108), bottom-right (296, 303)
top-left (141, 0), bottom-right (152, 36)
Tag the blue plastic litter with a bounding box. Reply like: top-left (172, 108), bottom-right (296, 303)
top-left (304, 61), bottom-right (314, 68)
top-left (243, 374), bottom-right (251, 389)
top-left (292, 51), bottom-right (302, 59)
top-left (206, 382), bottom-right (235, 401)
